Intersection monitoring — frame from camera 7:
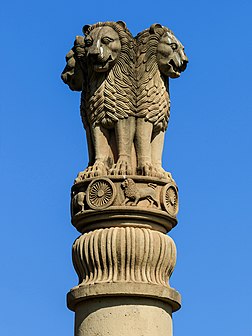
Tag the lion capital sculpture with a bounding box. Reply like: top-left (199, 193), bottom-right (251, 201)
top-left (135, 24), bottom-right (188, 178)
top-left (61, 22), bottom-right (188, 181)
top-left (61, 21), bottom-right (136, 180)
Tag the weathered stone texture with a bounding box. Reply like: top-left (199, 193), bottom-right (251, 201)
top-left (62, 21), bottom-right (187, 180)
top-left (61, 20), bottom-right (188, 336)
top-left (72, 227), bottom-right (176, 287)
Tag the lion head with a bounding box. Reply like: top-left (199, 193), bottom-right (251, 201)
top-left (80, 21), bottom-right (135, 129)
top-left (155, 25), bottom-right (188, 78)
top-left (121, 178), bottom-right (137, 198)
top-left (136, 24), bottom-right (188, 80)
top-left (61, 21), bottom-right (135, 92)
top-left (83, 24), bottom-right (121, 72)
top-left (135, 24), bottom-right (188, 132)
top-left (82, 21), bottom-right (135, 76)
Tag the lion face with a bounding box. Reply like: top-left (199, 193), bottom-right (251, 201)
top-left (121, 179), bottom-right (129, 189)
top-left (84, 26), bottom-right (121, 72)
top-left (157, 31), bottom-right (188, 78)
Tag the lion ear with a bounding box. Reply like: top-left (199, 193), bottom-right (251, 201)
top-left (116, 20), bottom-right (127, 30)
top-left (149, 23), bottom-right (163, 34)
top-left (82, 25), bottom-right (91, 35)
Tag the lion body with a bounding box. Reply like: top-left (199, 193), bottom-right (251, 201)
top-left (62, 22), bottom-right (188, 179)
top-left (134, 25), bottom-right (188, 177)
top-left (62, 21), bottom-right (136, 178)
top-left (136, 28), bottom-right (170, 134)
top-left (122, 178), bottom-right (159, 207)
top-left (80, 22), bottom-right (136, 130)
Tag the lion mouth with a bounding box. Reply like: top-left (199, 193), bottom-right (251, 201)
top-left (169, 59), bottom-right (188, 74)
top-left (169, 59), bottom-right (181, 75)
top-left (92, 55), bottom-right (113, 70)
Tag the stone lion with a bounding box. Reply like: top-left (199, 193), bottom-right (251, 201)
top-left (121, 178), bottom-right (159, 207)
top-left (135, 24), bottom-right (188, 178)
top-left (61, 21), bottom-right (136, 180)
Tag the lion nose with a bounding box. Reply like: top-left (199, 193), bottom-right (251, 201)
top-left (87, 47), bottom-right (100, 56)
top-left (180, 58), bottom-right (188, 72)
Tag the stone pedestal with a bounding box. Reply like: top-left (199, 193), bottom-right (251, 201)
top-left (68, 176), bottom-right (181, 336)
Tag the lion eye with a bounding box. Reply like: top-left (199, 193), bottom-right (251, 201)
top-left (101, 37), bottom-right (114, 44)
top-left (85, 38), bottom-right (93, 47)
top-left (169, 43), bottom-right (178, 50)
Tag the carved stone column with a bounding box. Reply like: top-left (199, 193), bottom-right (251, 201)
top-left (68, 176), bottom-right (181, 336)
top-left (61, 20), bottom-right (188, 336)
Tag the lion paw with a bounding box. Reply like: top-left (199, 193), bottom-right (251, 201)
top-left (109, 159), bottom-right (132, 176)
top-left (153, 166), bottom-right (174, 181)
top-left (164, 171), bottom-right (174, 181)
top-left (74, 162), bottom-right (108, 182)
top-left (151, 166), bottom-right (166, 179)
top-left (137, 163), bottom-right (154, 176)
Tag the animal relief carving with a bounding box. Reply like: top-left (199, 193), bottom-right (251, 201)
top-left (71, 191), bottom-right (86, 215)
top-left (121, 178), bottom-right (159, 207)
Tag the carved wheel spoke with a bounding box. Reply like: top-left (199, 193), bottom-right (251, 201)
top-left (87, 178), bottom-right (116, 209)
top-left (161, 183), bottom-right (179, 217)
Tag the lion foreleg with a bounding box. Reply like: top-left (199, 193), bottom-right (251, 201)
top-left (92, 126), bottom-right (110, 162)
top-left (135, 119), bottom-right (153, 176)
top-left (132, 197), bottom-right (139, 206)
top-left (79, 125), bottom-right (110, 178)
top-left (110, 117), bottom-right (135, 175)
top-left (123, 197), bottom-right (130, 205)
top-left (151, 131), bottom-right (167, 178)
top-left (85, 124), bottom-right (95, 166)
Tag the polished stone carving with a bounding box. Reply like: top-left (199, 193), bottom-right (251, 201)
top-left (86, 178), bottom-right (116, 209)
top-left (161, 183), bottom-right (179, 217)
top-left (135, 24), bottom-right (188, 178)
top-left (70, 176), bottom-right (179, 238)
top-left (62, 21), bottom-right (187, 336)
top-left (71, 191), bottom-right (86, 215)
top-left (61, 22), bottom-right (187, 180)
top-left (72, 227), bottom-right (176, 287)
top-left (121, 178), bottom-right (159, 207)
top-left (70, 176), bottom-right (179, 228)
top-left (62, 21), bottom-right (136, 179)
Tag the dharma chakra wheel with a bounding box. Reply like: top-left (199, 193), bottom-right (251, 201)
top-left (161, 183), bottom-right (179, 217)
top-left (86, 178), bottom-right (116, 209)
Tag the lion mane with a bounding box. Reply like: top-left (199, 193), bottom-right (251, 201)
top-left (81, 21), bottom-right (136, 129)
top-left (61, 22), bottom-right (188, 178)
top-left (122, 178), bottom-right (159, 207)
top-left (62, 21), bottom-right (137, 176)
top-left (121, 178), bottom-right (137, 199)
top-left (135, 24), bottom-right (187, 134)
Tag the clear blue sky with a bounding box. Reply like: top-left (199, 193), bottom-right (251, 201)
top-left (1, 0), bottom-right (251, 335)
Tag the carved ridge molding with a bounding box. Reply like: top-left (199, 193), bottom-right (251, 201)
top-left (72, 227), bottom-right (176, 287)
